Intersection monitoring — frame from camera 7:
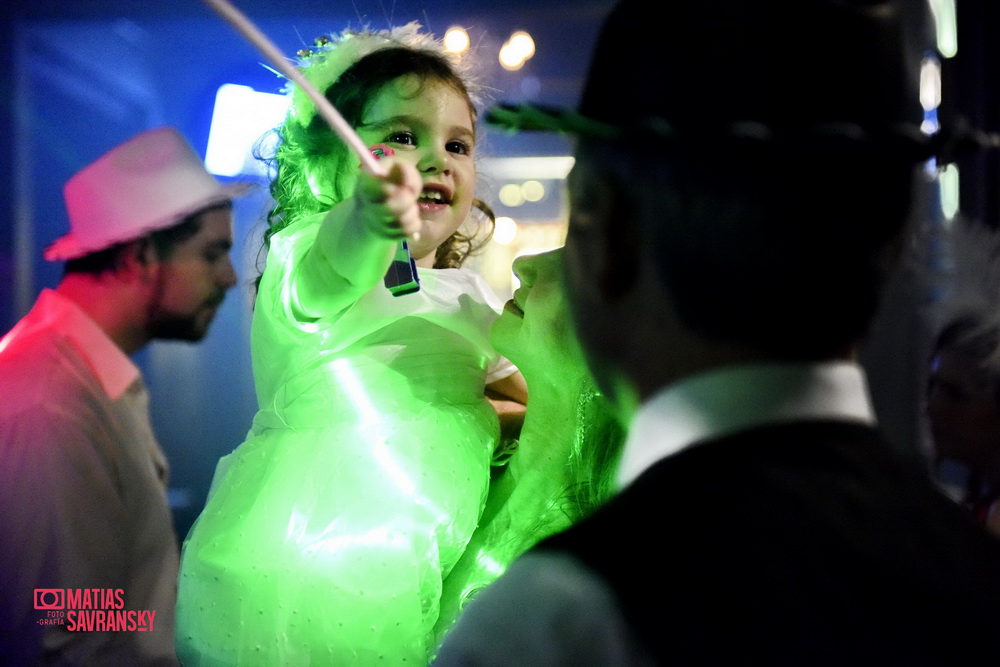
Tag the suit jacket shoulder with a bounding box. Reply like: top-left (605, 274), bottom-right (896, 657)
top-left (537, 421), bottom-right (1000, 665)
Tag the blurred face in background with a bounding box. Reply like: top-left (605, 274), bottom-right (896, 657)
top-left (926, 347), bottom-right (1000, 467)
top-left (147, 207), bottom-right (237, 341)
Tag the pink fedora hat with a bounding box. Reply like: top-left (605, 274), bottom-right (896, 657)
top-left (45, 127), bottom-right (249, 261)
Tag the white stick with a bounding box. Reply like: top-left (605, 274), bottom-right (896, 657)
top-left (204, 0), bottom-right (386, 177)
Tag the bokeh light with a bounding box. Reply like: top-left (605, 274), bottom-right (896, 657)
top-left (499, 30), bottom-right (536, 70)
top-left (444, 27), bottom-right (471, 54)
top-left (498, 184), bottom-right (525, 207)
top-left (493, 217), bottom-right (519, 245)
top-left (521, 180), bottom-right (545, 202)
top-left (919, 56), bottom-right (941, 112)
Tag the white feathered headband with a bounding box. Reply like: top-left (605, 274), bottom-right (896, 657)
top-left (284, 22), bottom-right (464, 129)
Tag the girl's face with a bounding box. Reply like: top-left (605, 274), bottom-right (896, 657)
top-left (356, 74), bottom-right (477, 265)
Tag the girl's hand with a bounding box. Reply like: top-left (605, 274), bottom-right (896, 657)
top-left (354, 160), bottom-right (422, 239)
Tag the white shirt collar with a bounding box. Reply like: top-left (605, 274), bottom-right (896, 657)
top-left (32, 289), bottom-right (140, 399)
top-left (616, 361), bottom-right (876, 489)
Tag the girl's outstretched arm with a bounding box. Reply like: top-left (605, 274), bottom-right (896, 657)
top-left (292, 160), bottom-right (422, 318)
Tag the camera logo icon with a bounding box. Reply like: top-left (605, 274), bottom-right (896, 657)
top-left (33, 589), bottom-right (65, 610)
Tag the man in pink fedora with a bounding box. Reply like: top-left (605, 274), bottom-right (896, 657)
top-left (0, 127), bottom-right (246, 665)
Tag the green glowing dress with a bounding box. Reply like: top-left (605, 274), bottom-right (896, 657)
top-left (175, 215), bottom-right (514, 665)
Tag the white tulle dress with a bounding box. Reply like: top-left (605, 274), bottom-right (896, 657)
top-left (175, 215), bottom-right (514, 665)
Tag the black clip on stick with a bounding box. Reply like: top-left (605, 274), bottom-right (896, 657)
top-left (384, 240), bottom-right (421, 296)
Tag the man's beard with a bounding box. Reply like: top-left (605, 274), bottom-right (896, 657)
top-left (147, 307), bottom-right (213, 341)
top-left (146, 279), bottom-right (226, 342)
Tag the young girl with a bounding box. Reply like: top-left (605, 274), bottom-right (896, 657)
top-left (176, 23), bottom-right (526, 665)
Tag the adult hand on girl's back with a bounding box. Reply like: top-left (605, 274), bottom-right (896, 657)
top-left (355, 160), bottom-right (422, 239)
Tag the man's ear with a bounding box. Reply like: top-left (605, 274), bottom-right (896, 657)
top-left (118, 237), bottom-right (159, 280)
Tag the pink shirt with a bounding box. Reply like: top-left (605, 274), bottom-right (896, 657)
top-left (0, 289), bottom-right (179, 665)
